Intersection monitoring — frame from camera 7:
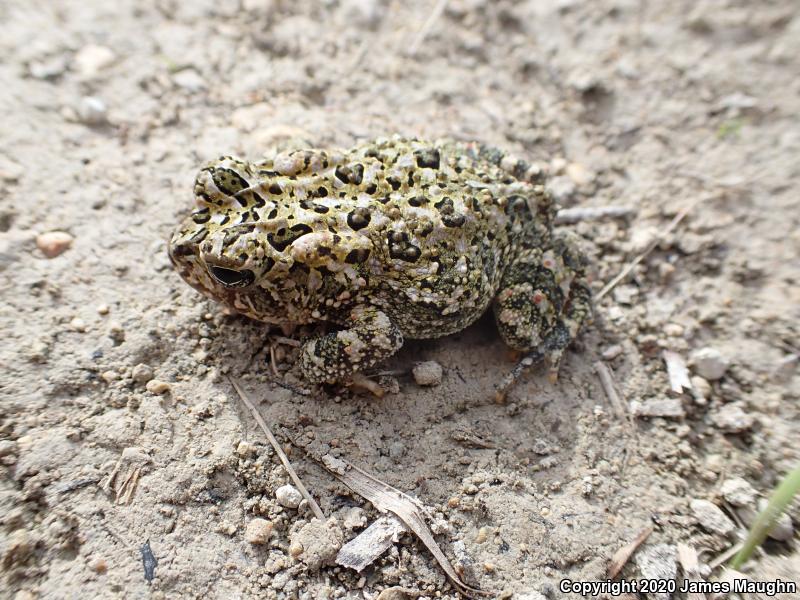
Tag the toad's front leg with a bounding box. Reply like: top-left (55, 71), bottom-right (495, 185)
top-left (298, 305), bottom-right (404, 384)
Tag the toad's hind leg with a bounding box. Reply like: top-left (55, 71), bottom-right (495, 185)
top-left (492, 233), bottom-right (592, 400)
top-left (298, 305), bottom-right (403, 384)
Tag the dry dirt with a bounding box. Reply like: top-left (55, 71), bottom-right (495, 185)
top-left (1, 1), bottom-right (799, 599)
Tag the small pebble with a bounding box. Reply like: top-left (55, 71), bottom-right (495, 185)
top-left (0, 156), bottom-right (24, 182)
top-left (388, 441), bottom-right (405, 459)
top-left (96, 304), bottom-right (110, 315)
top-left (244, 518), bottom-right (273, 545)
top-left (756, 498), bottom-right (793, 542)
top-left (565, 162), bottom-right (593, 186)
top-left (145, 379), bottom-right (171, 395)
top-left (690, 347), bottom-right (729, 380)
top-left (77, 96), bottom-right (108, 125)
top-left (69, 317), bottom-right (87, 332)
top-left (131, 363), bottom-right (154, 384)
top-left (412, 361), bottom-right (443, 386)
top-left (630, 398), bottom-right (685, 418)
top-left (89, 557), bottom-right (108, 573)
top-left (173, 69), bottom-right (206, 92)
top-left (288, 518), bottom-right (343, 570)
top-left (376, 588), bottom-right (414, 600)
top-left (275, 484), bottom-right (303, 509)
top-left (341, 506), bottom-right (366, 530)
top-left (690, 499), bottom-right (735, 535)
top-left (236, 441), bottom-right (256, 457)
top-left (547, 175), bottom-right (576, 203)
top-left (36, 231), bottom-right (73, 258)
top-left (602, 344), bottom-right (623, 360)
top-left (711, 403), bottom-right (754, 432)
top-left (475, 527), bottom-right (489, 543)
top-left (720, 477), bottom-right (757, 507)
top-left (73, 44), bottom-right (115, 76)
top-left (0, 440), bottom-right (17, 458)
top-left (690, 375), bottom-right (711, 404)
top-left (635, 543), bottom-right (677, 600)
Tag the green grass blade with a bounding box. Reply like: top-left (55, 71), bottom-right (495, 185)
top-left (730, 464), bottom-right (800, 569)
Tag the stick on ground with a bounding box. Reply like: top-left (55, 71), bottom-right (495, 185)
top-left (607, 525), bottom-right (654, 579)
top-left (596, 198), bottom-right (701, 301)
top-left (229, 377), bottom-right (325, 521)
top-left (320, 454), bottom-right (490, 598)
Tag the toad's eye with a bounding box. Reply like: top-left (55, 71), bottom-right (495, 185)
top-left (210, 266), bottom-right (255, 288)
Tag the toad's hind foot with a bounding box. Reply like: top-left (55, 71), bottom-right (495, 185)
top-left (492, 232), bottom-right (592, 400)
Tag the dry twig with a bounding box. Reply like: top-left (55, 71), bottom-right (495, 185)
top-left (407, 0), bottom-right (448, 56)
top-left (229, 377), bottom-right (325, 521)
top-left (596, 199), bottom-right (702, 301)
top-left (663, 350), bottom-right (692, 394)
top-left (594, 361), bottom-right (628, 421)
top-left (320, 454), bottom-right (489, 597)
top-left (676, 543), bottom-right (708, 600)
top-left (607, 525), bottom-right (654, 579)
top-left (555, 205), bottom-right (636, 224)
top-left (336, 515), bottom-right (409, 572)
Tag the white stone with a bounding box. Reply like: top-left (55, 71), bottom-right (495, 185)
top-left (720, 478), bottom-right (757, 507)
top-left (73, 44), bottom-right (115, 77)
top-left (77, 96), bottom-right (108, 125)
top-left (173, 69), bottom-right (206, 92)
top-left (631, 398), bottom-right (685, 418)
top-left (244, 518), bottom-right (273, 544)
top-left (36, 231), bottom-right (73, 258)
top-left (690, 499), bottom-right (735, 535)
top-left (276, 484), bottom-right (303, 509)
top-left (759, 498), bottom-right (794, 542)
top-left (412, 361), bottom-right (443, 386)
top-left (690, 347), bottom-right (729, 380)
top-left (711, 403), bottom-right (754, 432)
top-left (132, 364), bottom-right (154, 384)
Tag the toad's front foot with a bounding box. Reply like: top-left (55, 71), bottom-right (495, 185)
top-left (298, 305), bottom-right (403, 385)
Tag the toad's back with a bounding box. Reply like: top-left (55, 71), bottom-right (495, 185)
top-left (171, 137), bottom-right (555, 336)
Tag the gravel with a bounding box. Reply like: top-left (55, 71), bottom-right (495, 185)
top-left (690, 347), bottom-right (729, 381)
top-left (412, 361), bottom-right (443, 386)
top-left (690, 499), bottom-right (735, 536)
top-left (275, 484), bottom-right (303, 509)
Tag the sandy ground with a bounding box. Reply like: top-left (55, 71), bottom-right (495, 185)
top-left (1, 0), bottom-right (799, 598)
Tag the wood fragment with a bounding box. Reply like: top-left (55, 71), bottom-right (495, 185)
top-left (607, 525), bottom-right (654, 579)
top-left (707, 542), bottom-right (742, 570)
top-left (52, 476), bottom-right (101, 495)
top-left (407, 0), bottom-right (448, 56)
top-left (555, 205), bottom-right (636, 224)
top-left (272, 335), bottom-right (301, 347)
top-left (320, 454), bottom-right (490, 597)
top-left (594, 361), bottom-right (628, 420)
top-left (229, 378), bottom-right (325, 521)
top-left (663, 350), bottom-right (692, 394)
top-left (596, 199), bottom-right (701, 301)
top-left (140, 539), bottom-right (158, 582)
top-left (269, 344), bottom-right (280, 378)
top-left (336, 515), bottom-right (408, 571)
top-left (676, 543), bottom-right (708, 600)
top-left (350, 371), bottom-right (385, 397)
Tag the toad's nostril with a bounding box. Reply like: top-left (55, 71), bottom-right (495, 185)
top-left (210, 266), bottom-right (255, 288)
